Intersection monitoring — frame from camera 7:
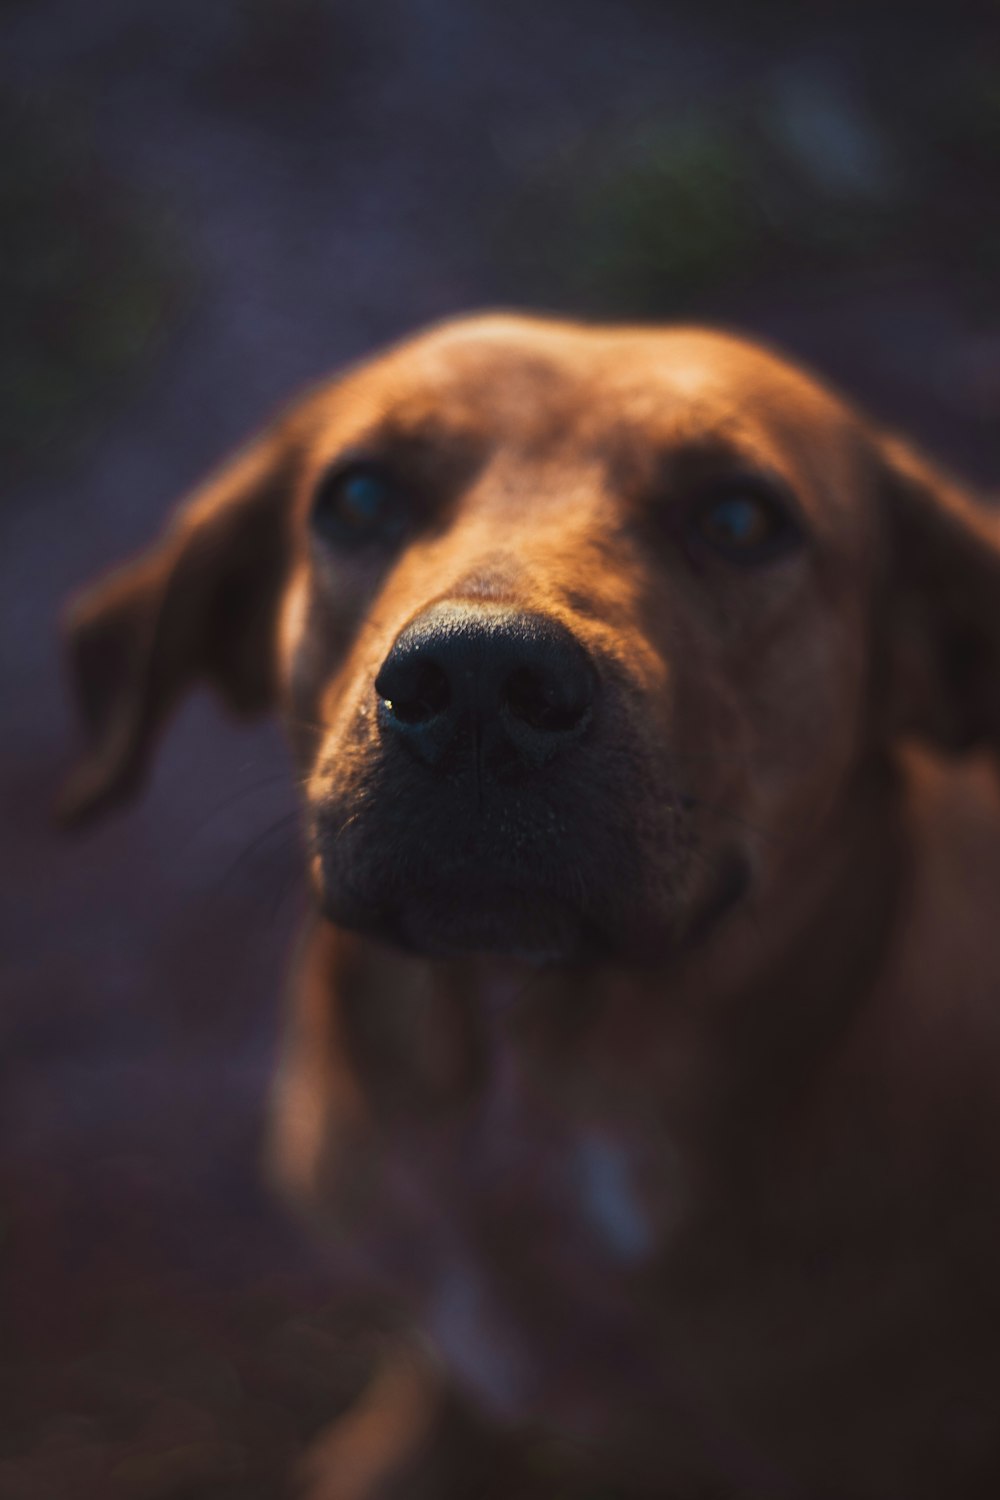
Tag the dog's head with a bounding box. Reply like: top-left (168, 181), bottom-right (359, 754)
top-left (61, 315), bottom-right (1000, 965)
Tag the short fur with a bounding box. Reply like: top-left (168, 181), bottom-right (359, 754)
top-left (62, 315), bottom-right (1000, 1499)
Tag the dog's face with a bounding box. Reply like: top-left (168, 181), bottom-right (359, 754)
top-left (285, 321), bottom-right (881, 963)
top-left (60, 315), bottom-right (1000, 967)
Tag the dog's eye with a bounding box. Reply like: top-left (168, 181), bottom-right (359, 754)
top-left (690, 484), bottom-right (800, 564)
top-left (311, 463), bottom-right (408, 549)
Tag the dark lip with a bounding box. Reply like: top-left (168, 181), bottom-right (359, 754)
top-left (316, 866), bottom-right (599, 964)
top-left (314, 863), bottom-right (750, 970)
top-left (312, 820), bottom-right (752, 970)
top-left (387, 921), bottom-right (592, 966)
top-left (680, 850), bottom-right (751, 946)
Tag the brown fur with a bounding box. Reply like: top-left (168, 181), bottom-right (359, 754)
top-left (62, 315), bottom-right (1000, 1498)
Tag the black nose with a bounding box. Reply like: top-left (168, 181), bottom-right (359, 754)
top-left (374, 604), bottom-right (596, 773)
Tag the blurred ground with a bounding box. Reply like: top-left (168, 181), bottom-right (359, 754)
top-left (2, 2), bottom-right (1000, 1497)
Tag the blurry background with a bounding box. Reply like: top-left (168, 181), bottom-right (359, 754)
top-left (2, 2), bottom-right (1000, 1496)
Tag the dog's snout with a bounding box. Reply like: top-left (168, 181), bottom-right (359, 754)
top-left (374, 604), bottom-right (595, 771)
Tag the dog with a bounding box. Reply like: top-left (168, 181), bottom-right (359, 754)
top-left (61, 314), bottom-right (1000, 1499)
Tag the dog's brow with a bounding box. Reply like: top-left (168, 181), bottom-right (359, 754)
top-left (317, 408), bottom-right (490, 479)
top-left (667, 433), bottom-right (785, 480)
top-left (606, 427), bottom-right (783, 501)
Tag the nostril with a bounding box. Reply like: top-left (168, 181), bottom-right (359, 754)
top-left (377, 659), bottom-right (450, 725)
top-left (376, 607), bottom-right (595, 769)
top-left (502, 666), bottom-right (590, 735)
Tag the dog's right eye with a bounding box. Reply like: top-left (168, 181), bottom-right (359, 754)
top-left (310, 463), bottom-right (409, 550)
top-left (686, 479), bottom-right (803, 567)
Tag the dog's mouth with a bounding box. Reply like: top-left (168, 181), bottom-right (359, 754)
top-left (382, 884), bottom-right (590, 964)
top-left (313, 855), bottom-right (597, 964)
top-left (307, 609), bottom-right (752, 965)
top-left (311, 811), bottom-right (751, 968)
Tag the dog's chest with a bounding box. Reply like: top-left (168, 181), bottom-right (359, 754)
top-left (339, 1009), bottom-right (1000, 1494)
top-left (377, 1079), bottom-right (1000, 1497)
top-left (357, 1000), bottom-right (696, 1426)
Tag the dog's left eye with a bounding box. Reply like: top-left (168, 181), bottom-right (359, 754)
top-left (690, 484), bottom-right (801, 564)
top-left (310, 463), bottom-right (409, 549)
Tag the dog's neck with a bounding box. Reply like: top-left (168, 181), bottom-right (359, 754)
top-left (458, 756), bottom-right (908, 1148)
top-left (679, 757), bottom-right (907, 1123)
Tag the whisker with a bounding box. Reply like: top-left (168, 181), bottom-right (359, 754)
top-left (286, 716), bottom-right (331, 738)
top-left (333, 808), bottom-right (365, 839)
top-left (188, 772), bottom-right (302, 831)
top-left (269, 865), bottom-right (308, 929)
top-left (215, 810), bottom-right (306, 896)
top-left (474, 720), bottom-right (484, 815)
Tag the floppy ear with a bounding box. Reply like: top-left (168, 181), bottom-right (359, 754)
top-left (878, 432), bottom-right (1000, 757)
top-left (59, 413), bottom-right (308, 826)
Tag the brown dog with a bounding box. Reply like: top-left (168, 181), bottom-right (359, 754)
top-left (62, 315), bottom-right (1000, 1499)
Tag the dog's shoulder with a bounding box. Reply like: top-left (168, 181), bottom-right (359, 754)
top-left (900, 744), bottom-right (1000, 944)
top-left (861, 746), bottom-right (1000, 1148)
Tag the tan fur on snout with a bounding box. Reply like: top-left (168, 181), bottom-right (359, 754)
top-left (62, 314), bottom-right (1000, 1499)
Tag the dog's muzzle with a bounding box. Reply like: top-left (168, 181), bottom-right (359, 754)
top-left (311, 602), bottom-right (642, 960)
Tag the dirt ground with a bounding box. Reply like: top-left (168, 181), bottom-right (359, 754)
top-left (2, 3), bottom-right (999, 1497)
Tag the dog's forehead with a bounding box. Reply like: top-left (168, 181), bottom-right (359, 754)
top-left (326, 317), bottom-right (863, 493)
top-left (366, 318), bottom-right (843, 420)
